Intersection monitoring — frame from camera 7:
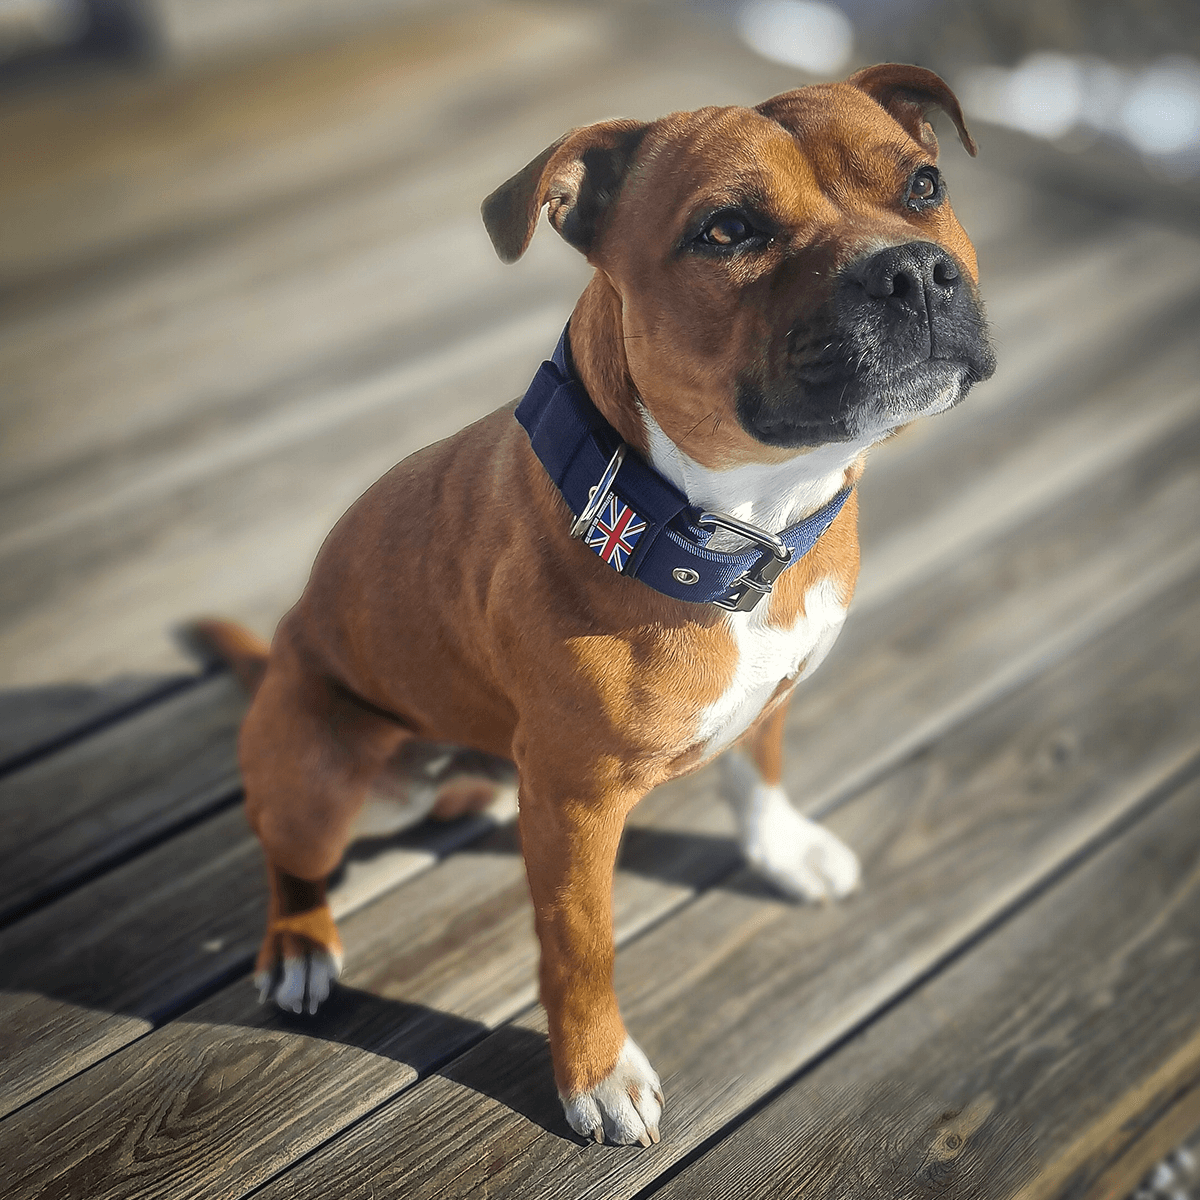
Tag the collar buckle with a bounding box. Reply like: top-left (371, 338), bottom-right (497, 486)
top-left (699, 511), bottom-right (793, 613)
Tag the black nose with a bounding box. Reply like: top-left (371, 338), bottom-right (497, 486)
top-left (856, 242), bottom-right (960, 304)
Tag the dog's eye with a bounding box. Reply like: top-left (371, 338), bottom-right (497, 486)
top-left (906, 167), bottom-right (942, 209)
top-left (697, 211), bottom-right (755, 247)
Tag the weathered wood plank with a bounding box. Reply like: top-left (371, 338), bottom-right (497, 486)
top-left (0, 761), bottom-right (741, 1191)
top-left (1077, 1086), bottom-right (1200, 1200)
top-left (0, 13), bottom-right (791, 483)
top-left (0, 3), bottom-right (612, 283)
top-left (648, 773), bottom-right (1200, 1200)
top-left (0, 799), bottom-right (512, 1119)
top-left (0, 993), bottom-right (149, 1126)
top-left (3, 401), bottom-right (1197, 1118)
top-left (0, 673), bottom-right (245, 923)
top-left (6, 557), bottom-right (1198, 1198)
top-left (0, 672), bottom-right (194, 776)
top-left (4, 221), bottom-right (1196, 691)
top-left (793, 372), bottom-right (1200, 811)
top-left (855, 269), bottom-right (1200, 610)
top-left (234, 570), bottom-right (1200, 1200)
top-left (4, 0), bottom-right (1196, 690)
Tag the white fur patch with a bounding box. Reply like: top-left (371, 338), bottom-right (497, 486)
top-left (720, 750), bottom-right (860, 902)
top-left (258, 948), bottom-right (343, 1015)
top-left (640, 409), bottom-right (854, 754)
top-left (641, 408), bottom-right (872, 547)
top-left (695, 576), bottom-right (848, 757)
top-left (560, 1036), bottom-right (663, 1146)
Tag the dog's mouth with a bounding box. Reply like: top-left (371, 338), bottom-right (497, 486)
top-left (740, 358), bottom-right (983, 448)
top-left (737, 242), bottom-right (996, 449)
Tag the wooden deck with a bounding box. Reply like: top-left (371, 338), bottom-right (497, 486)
top-left (2, 3), bottom-right (1200, 1197)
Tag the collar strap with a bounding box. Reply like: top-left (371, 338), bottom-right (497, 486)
top-left (515, 327), bottom-right (853, 612)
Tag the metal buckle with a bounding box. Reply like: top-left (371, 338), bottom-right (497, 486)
top-left (698, 511), bottom-right (793, 612)
top-left (569, 443), bottom-right (628, 540)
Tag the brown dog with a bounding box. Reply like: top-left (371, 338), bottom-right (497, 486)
top-left (198, 64), bottom-right (994, 1147)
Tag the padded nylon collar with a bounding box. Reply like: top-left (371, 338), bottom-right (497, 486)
top-left (514, 327), bottom-right (852, 609)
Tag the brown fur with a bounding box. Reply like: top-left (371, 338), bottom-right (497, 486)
top-left (216, 67), bottom-right (982, 1114)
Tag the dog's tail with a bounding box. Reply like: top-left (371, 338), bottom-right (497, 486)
top-left (180, 618), bottom-right (270, 696)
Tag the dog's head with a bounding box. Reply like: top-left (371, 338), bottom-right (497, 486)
top-left (483, 64), bottom-right (995, 468)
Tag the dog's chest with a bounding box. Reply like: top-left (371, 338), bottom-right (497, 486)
top-left (693, 576), bottom-right (848, 756)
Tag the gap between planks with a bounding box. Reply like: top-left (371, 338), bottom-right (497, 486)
top-left (645, 772), bottom-right (1200, 1200)
top-left (3, 534), bottom-right (1199, 1198)
top-left (234, 569), bottom-right (1200, 1200)
top-left (2, 388), bottom-right (1199, 1120)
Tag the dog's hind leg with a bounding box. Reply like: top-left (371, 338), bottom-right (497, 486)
top-left (239, 642), bottom-right (412, 1014)
top-left (721, 698), bottom-right (860, 903)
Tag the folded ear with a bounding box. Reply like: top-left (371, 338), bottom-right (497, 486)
top-left (848, 63), bottom-right (977, 157)
top-left (481, 119), bottom-right (648, 263)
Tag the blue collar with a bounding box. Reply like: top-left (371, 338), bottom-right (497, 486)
top-left (514, 328), bottom-right (853, 612)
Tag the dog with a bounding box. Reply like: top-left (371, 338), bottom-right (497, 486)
top-left (194, 63), bottom-right (994, 1148)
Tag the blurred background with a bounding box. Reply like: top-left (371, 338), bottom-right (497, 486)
top-left (2, 0), bottom-right (1199, 726)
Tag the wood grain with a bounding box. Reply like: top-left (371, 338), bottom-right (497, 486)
top-left (0, 994), bottom-right (149, 1125)
top-left (0, 770), bottom-right (508, 1117)
top-left (2, 406), bottom-right (1197, 1118)
top-left (650, 774), bottom-right (1200, 1200)
top-left (6, 560), bottom-right (1196, 1198)
top-left (235, 570), bottom-right (1200, 1200)
top-left (4, 0), bottom-right (1196, 688)
top-left (0, 761), bottom-right (742, 1199)
top-left (790, 402), bottom-right (1200, 812)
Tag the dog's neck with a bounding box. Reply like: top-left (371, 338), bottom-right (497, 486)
top-left (569, 278), bottom-right (868, 538)
top-left (639, 414), bottom-right (867, 539)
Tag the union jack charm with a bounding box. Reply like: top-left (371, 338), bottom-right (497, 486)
top-left (586, 495), bottom-right (646, 572)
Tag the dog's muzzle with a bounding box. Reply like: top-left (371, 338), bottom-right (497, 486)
top-left (738, 240), bottom-right (997, 448)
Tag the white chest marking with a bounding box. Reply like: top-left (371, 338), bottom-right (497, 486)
top-left (695, 576), bottom-right (848, 756)
top-left (636, 409), bottom-right (862, 758)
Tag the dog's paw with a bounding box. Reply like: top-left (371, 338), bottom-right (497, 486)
top-left (254, 906), bottom-right (344, 1015)
top-left (745, 792), bottom-right (860, 902)
top-left (560, 1037), bottom-right (664, 1147)
top-left (721, 753), bottom-right (859, 903)
top-left (256, 947), bottom-right (342, 1014)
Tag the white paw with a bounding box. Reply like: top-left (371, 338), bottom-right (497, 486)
top-left (721, 752), bottom-right (860, 903)
top-left (744, 799), bottom-right (861, 902)
top-left (256, 949), bottom-right (342, 1015)
top-left (560, 1037), bottom-right (664, 1147)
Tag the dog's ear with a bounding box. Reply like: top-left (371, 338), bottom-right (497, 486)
top-left (481, 120), bottom-right (648, 263)
top-left (848, 63), bottom-right (977, 157)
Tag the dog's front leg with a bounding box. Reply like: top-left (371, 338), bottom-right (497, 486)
top-left (517, 776), bottom-right (662, 1146)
